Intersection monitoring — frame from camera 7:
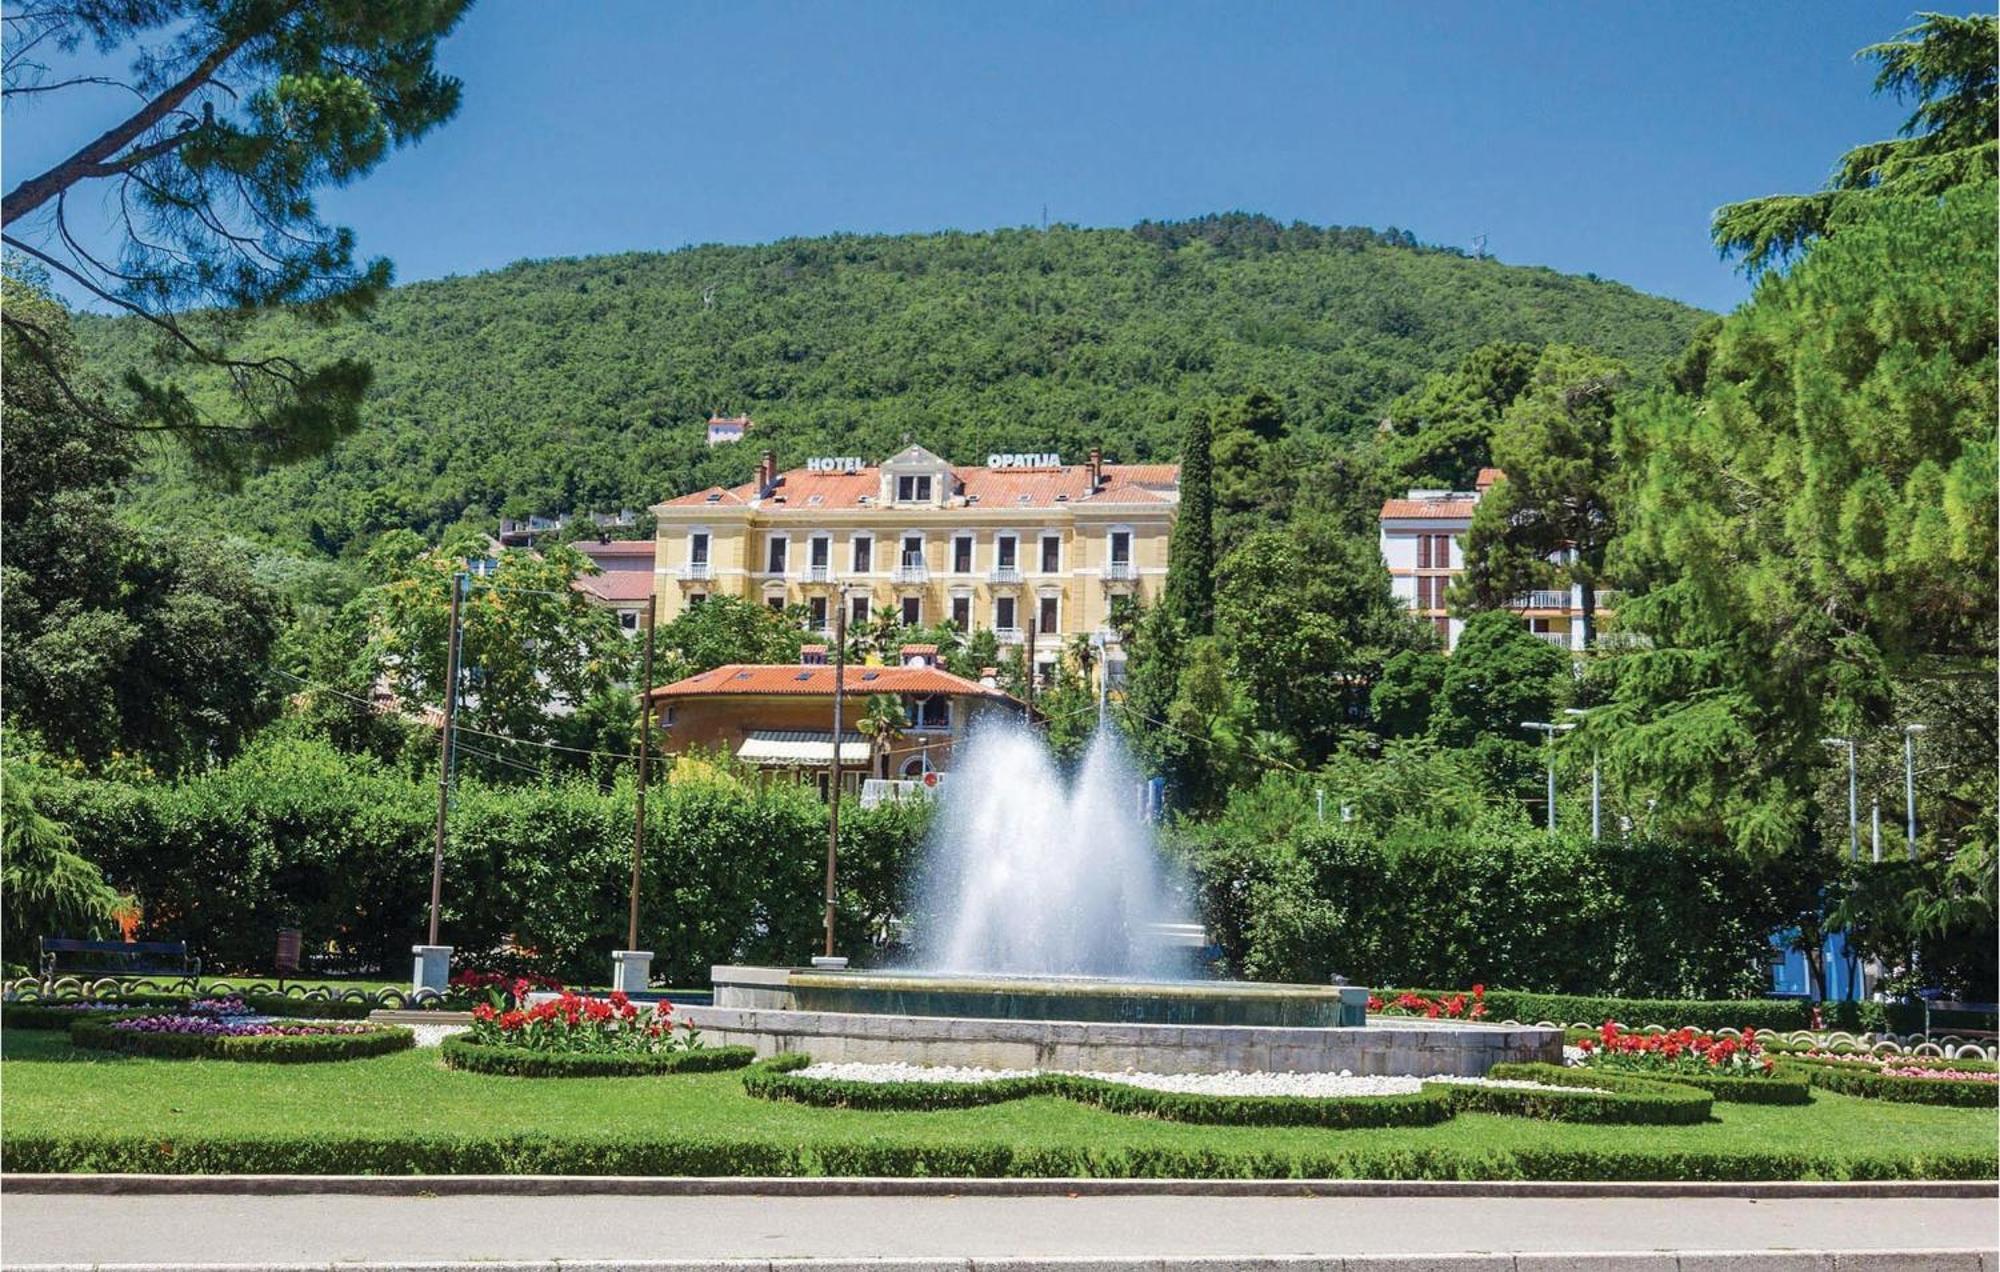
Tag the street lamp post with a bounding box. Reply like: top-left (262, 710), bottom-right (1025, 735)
top-left (1521, 721), bottom-right (1573, 835)
top-left (1563, 708), bottom-right (1599, 840)
top-left (1821, 737), bottom-right (1857, 861)
top-left (1902, 724), bottom-right (1926, 860)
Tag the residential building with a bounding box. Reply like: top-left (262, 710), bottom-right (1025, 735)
top-left (572, 538), bottom-right (656, 632)
top-left (1378, 468), bottom-right (1610, 652)
top-left (706, 413), bottom-right (752, 446)
top-left (649, 444), bottom-right (1178, 681)
top-left (644, 643), bottom-right (1026, 797)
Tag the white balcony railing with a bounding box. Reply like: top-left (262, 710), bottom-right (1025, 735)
top-left (1531, 630), bottom-right (1573, 648)
top-left (1514, 589), bottom-right (1572, 610)
top-left (994, 626), bottom-right (1023, 644)
top-left (989, 565), bottom-right (1022, 585)
top-left (682, 562), bottom-right (713, 581)
top-left (1102, 560), bottom-right (1137, 581)
top-left (893, 559), bottom-right (929, 584)
top-left (806, 564), bottom-right (837, 584)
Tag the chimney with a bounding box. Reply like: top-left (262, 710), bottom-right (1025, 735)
top-left (801, 644), bottom-right (828, 666)
top-left (1088, 447), bottom-right (1103, 491)
top-left (899, 643), bottom-right (938, 667)
top-left (979, 666), bottom-right (998, 688)
top-left (759, 450), bottom-right (778, 494)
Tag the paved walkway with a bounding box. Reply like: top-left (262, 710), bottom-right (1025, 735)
top-left (3, 1191), bottom-right (1996, 1267)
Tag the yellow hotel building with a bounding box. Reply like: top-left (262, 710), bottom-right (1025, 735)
top-left (650, 444), bottom-right (1180, 678)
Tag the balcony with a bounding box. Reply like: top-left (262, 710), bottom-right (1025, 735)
top-left (681, 562), bottom-right (713, 581)
top-left (805, 563), bottom-right (837, 584)
top-left (893, 559), bottom-right (929, 585)
top-left (989, 565), bottom-right (1023, 585)
top-left (1101, 560), bottom-right (1137, 582)
top-left (994, 626), bottom-right (1023, 644)
top-left (1531, 630), bottom-right (1573, 648)
top-left (1510, 589), bottom-right (1572, 610)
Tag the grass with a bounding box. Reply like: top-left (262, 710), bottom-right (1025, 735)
top-left (3, 1028), bottom-right (1994, 1179)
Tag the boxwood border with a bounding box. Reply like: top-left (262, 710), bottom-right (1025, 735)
top-left (1454, 1063), bottom-right (1715, 1124)
top-left (1568, 1062), bottom-right (1811, 1105)
top-left (1, 1002), bottom-right (163, 1031)
top-left (1778, 1056), bottom-right (2000, 1108)
top-left (68, 1016), bottom-right (413, 1063)
top-left (438, 1033), bottom-right (755, 1077)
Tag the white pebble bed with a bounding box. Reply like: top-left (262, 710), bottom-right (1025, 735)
top-left (409, 1023), bottom-right (468, 1048)
top-left (790, 1061), bottom-right (1571, 1096)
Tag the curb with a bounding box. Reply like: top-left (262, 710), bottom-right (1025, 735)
top-left (4, 1253), bottom-right (1998, 1272)
top-left (4, 1173), bottom-right (1996, 1199)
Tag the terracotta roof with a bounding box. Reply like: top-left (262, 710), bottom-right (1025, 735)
top-left (573, 572), bottom-right (655, 602)
top-left (576, 540), bottom-right (655, 559)
top-left (647, 663), bottom-right (1018, 702)
top-left (1380, 497), bottom-right (1480, 521)
top-left (661, 462), bottom-right (1178, 514)
top-left (1476, 467), bottom-right (1506, 488)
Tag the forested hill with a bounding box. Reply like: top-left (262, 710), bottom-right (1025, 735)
top-left (84, 215), bottom-right (1708, 556)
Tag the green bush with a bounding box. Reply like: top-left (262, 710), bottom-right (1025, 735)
top-left (239, 993), bottom-right (377, 1020)
top-left (439, 1034), bottom-right (754, 1077)
top-left (743, 1053), bottom-right (1459, 1129)
top-left (1779, 1057), bottom-right (2000, 1108)
top-left (1462, 1064), bottom-right (1714, 1124)
top-left (1, 1003), bottom-right (157, 1030)
top-left (4, 1130), bottom-right (1990, 1181)
top-left (1429, 991), bottom-right (1816, 1032)
top-left (68, 1016), bottom-right (413, 1063)
top-left (1584, 1065), bottom-right (1812, 1106)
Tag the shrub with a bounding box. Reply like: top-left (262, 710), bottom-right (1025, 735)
top-left (239, 992), bottom-right (377, 1020)
top-left (1460, 1063), bottom-right (1714, 1124)
top-left (439, 1033), bottom-right (754, 1077)
top-left (464, 990), bottom-right (705, 1054)
top-left (742, 1054), bottom-right (1460, 1128)
top-left (1779, 1056), bottom-right (2000, 1108)
top-left (1436, 990), bottom-right (1817, 1032)
top-left (69, 1015), bottom-right (413, 1062)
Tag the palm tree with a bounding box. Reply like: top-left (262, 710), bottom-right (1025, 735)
top-left (855, 694), bottom-right (910, 780)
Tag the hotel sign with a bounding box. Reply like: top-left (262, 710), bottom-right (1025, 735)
top-left (987, 452), bottom-right (1062, 470)
top-left (807, 456), bottom-right (865, 474)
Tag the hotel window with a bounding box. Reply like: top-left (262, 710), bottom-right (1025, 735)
top-left (1433, 616), bottom-right (1451, 639)
top-left (1040, 534), bottom-right (1060, 573)
top-left (900, 595), bottom-right (922, 625)
top-left (689, 531), bottom-right (709, 566)
top-left (766, 594), bottom-right (785, 612)
top-left (809, 535), bottom-right (831, 570)
top-left (851, 535), bottom-right (872, 573)
top-left (1038, 594), bottom-right (1058, 634)
top-left (849, 593), bottom-right (870, 628)
top-left (950, 594), bottom-right (971, 630)
top-left (1109, 530), bottom-right (1132, 568)
top-left (688, 593), bottom-right (707, 608)
top-left (996, 534), bottom-right (1018, 570)
top-left (620, 611), bottom-right (640, 631)
top-left (901, 534), bottom-right (925, 570)
top-left (766, 536), bottom-right (788, 574)
top-left (906, 695), bottom-right (949, 730)
top-left (1416, 576), bottom-right (1447, 610)
top-left (1416, 533), bottom-right (1451, 569)
top-left (896, 474), bottom-right (933, 503)
top-left (952, 534), bottom-right (973, 573)
top-left (994, 595), bottom-right (1017, 631)
top-left (808, 595), bottom-right (829, 629)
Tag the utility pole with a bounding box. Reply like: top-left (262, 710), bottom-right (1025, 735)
top-left (1563, 708), bottom-right (1599, 840)
top-left (1023, 611), bottom-right (1037, 720)
top-left (426, 572), bottom-right (466, 946)
top-left (1522, 721), bottom-right (1572, 835)
top-left (1870, 799), bottom-right (1882, 863)
top-left (1903, 724), bottom-right (1925, 860)
top-left (821, 602), bottom-right (846, 961)
top-left (627, 607), bottom-right (657, 952)
top-left (1821, 737), bottom-right (1858, 860)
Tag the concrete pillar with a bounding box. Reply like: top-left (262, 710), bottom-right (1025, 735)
top-left (411, 944), bottom-right (452, 996)
top-left (611, 949), bottom-right (653, 993)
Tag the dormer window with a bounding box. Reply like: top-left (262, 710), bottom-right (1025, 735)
top-left (896, 474), bottom-right (933, 503)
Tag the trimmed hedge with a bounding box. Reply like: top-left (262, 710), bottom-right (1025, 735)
top-left (68, 1017), bottom-right (413, 1063)
top-left (744, 1053), bottom-right (1456, 1129)
top-left (1, 1003), bottom-right (163, 1031)
top-left (438, 1034), bottom-right (755, 1078)
top-left (1566, 1063), bottom-right (1811, 1105)
top-left (2, 992), bottom-right (376, 1029)
top-left (1779, 1057), bottom-right (2000, 1109)
top-left (4, 1130), bottom-right (1991, 1181)
top-left (1457, 1063), bottom-right (1714, 1125)
top-left (238, 993), bottom-right (377, 1020)
top-left (1390, 989), bottom-right (1816, 1033)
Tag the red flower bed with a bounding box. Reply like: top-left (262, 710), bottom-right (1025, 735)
top-left (468, 989), bottom-right (703, 1055)
top-left (451, 970), bottom-right (563, 1005)
top-left (1576, 1022), bottom-right (1776, 1078)
top-left (1368, 985), bottom-right (1488, 1021)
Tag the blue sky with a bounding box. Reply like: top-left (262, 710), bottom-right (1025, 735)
top-left (6, 1), bottom-right (1923, 313)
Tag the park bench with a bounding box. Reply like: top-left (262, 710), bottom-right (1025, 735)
top-left (38, 937), bottom-right (200, 989)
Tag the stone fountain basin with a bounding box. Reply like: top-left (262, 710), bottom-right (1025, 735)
top-left (697, 966), bottom-right (1561, 1077)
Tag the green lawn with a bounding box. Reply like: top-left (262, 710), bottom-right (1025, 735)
top-left (3, 1029), bottom-right (1994, 1179)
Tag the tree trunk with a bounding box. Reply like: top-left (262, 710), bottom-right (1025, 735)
top-left (1579, 577), bottom-right (1597, 650)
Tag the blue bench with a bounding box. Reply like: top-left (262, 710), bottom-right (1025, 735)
top-left (39, 937), bottom-right (200, 988)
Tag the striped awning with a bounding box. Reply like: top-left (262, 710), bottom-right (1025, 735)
top-left (736, 730), bottom-right (870, 766)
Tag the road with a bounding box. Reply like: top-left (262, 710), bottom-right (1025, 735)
top-left (2, 1191), bottom-right (1996, 1267)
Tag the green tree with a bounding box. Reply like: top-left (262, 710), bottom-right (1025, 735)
top-left (1162, 636), bottom-right (1260, 812)
top-left (360, 530), bottom-right (631, 766)
top-left (854, 694), bottom-right (909, 779)
top-left (1457, 345), bottom-right (1626, 646)
top-left (1161, 405), bottom-right (1216, 636)
top-left (1428, 610), bottom-right (1569, 798)
top-left (1, 271), bottom-right (284, 773)
top-left (1, 0), bottom-right (471, 474)
top-left (1210, 389), bottom-right (1300, 553)
top-left (1712, 13), bottom-right (1997, 270)
top-left (1379, 341), bottom-right (1540, 489)
top-left (655, 594), bottom-right (806, 677)
top-left (1, 761), bottom-right (125, 957)
top-left (1370, 649), bottom-right (1448, 740)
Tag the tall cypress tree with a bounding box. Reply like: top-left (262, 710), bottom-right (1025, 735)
top-left (1162, 405), bottom-right (1216, 636)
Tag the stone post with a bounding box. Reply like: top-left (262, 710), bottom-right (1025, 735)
top-left (411, 944), bottom-right (452, 996)
top-left (611, 949), bottom-right (653, 993)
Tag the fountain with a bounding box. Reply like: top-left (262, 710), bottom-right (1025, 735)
top-left (699, 721), bottom-right (1561, 1075)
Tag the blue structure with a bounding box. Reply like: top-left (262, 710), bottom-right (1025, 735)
top-left (1768, 927), bottom-right (1866, 1002)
